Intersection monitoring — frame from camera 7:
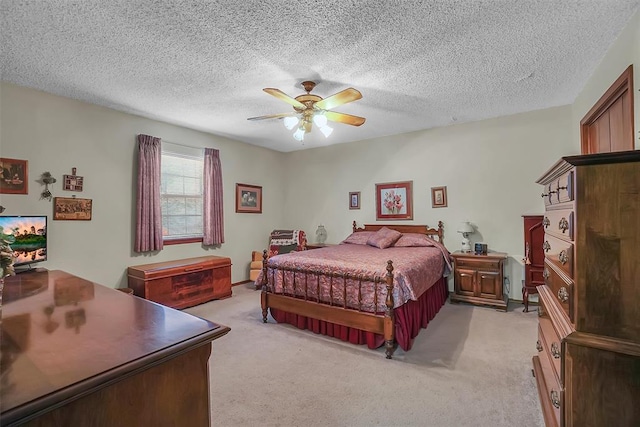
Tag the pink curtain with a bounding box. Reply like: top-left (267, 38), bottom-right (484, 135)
top-left (134, 134), bottom-right (163, 252)
top-left (203, 148), bottom-right (224, 245)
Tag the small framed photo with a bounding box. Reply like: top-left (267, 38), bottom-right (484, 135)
top-left (54, 197), bottom-right (93, 220)
top-left (0, 157), bottom-right (28, 195)
top-left (375, 181), bottom-right (413, 220)
top-left (236, 183), bottom-right (262, 214)
top-left (431, 186), bottom-right (448, 208)
top-left (349, 191), bottom-right (360, 210)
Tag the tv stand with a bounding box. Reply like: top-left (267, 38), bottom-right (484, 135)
top-left (15, 266), bottom-right (48, 274)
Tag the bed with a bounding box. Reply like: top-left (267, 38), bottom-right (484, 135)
top-left (257, 221), bottom-right (451, 359)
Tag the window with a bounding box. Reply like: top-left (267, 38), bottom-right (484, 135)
top-left (161, 143), bottom-right (204, 243)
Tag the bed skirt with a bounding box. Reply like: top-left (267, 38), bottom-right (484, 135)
top-left (269, 277), bottom-right (448, 351)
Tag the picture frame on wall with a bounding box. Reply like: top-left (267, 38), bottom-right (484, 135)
top-left (0, 157), bottom-right (28, 195)
top-left (349, 191), bottom-right (360, 210)
top-left (431, 186), bottom-right (448, 208)
top-left (53, 197), bottom-right (93, 220)
top-left (375, 181), bottom-right (413, 220)
top-left (236, 183), bottom-right (262, 213)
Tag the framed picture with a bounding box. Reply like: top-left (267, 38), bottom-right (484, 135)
top-left (53, 197), bottom-right (93, 220)
top-left (375, 181), bottom-right (413, 220)
top-left (236, 183), bottom-right (262, 213)
top-left (0, 157), bottom-right (28, 195)
top-left (431, 186), bottom-right (448, 208)
top-left (349, 191), bottom-right (360, 210)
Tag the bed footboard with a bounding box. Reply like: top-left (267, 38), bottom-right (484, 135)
top-left (259, 250), bottom-right (398, 359)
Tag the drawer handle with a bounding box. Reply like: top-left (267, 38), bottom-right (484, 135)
top-left (536, 340), bottom-right (543, 352)
top-left (551, 342), bottom-right (560, 359)
top-left (557, 185), bottom-right (568, 191)
top-left (557, 286), bottom-right (569, 303)
top-left (543, 268), bottom-right (550, 280)
top-left (559, 217), bottom-right (569, 233)
top-left (541, 192), bottom-right (548, 198)
top-left (543, 241), bottom-right (551, 253)
top-left (550, 390), bottom-right (560, 409)
top-left (543, 217), bottom-right (550, 228)
top-left (558, 250), bottom-right (568, 265)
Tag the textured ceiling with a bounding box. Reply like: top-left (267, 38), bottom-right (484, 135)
top-left (1, 1), bottom-right (639, 152)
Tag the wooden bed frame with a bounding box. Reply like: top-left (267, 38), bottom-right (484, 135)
top-left (259, 221), bottom-right (444, 359)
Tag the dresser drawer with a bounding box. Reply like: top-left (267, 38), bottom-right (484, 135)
top-left (543, 261), bottom-right (573, 321)
top-left (543, 208), bottom-right (574, 241)
top-left (538, 306), bottom-right (562, 383)
top-left (543, 169), bottom-right (574, 207)
top-left (543, 234), bottom-right (573, 278)
top-left (537, 338), bottom-right (563, 427)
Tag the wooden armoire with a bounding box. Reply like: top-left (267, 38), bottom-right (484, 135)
top-left (533, 150), bottom-right (640, 426)
top-left (522, 215), bottom-right (544, 312)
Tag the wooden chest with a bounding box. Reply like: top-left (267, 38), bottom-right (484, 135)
top-left (127, 256), bottom-right (232, 309)
top-left (533, 151), bottom-right (640, 427)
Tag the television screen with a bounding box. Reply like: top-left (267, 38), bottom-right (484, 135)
top-left (0, 216), bottom-right (47, 266)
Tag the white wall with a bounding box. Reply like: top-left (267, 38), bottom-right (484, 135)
top-left (283, 106), bottom-right (573, 298)
top-left (0, 83), bottom-right (286, 287)
top-left (571, 9), bottom-right (640, 150)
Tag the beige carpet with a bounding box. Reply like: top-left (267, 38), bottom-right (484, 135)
top-left (186, 284), bottom-right (545, 427)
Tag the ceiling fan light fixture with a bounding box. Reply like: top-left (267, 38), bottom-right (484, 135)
top-left (312, 113), bottom-right (328, 127)
top-left (320, 125), bottom-right (333, 138)
top-left (293, 127), bottom-right (305, 141)
top-left (283, 116), bottom-right (299, 130)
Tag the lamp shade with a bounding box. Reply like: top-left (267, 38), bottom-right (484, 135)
top-left (457, 221), bottom-right (474, 234)
top-left (283, 116), bottom-right (299, 130)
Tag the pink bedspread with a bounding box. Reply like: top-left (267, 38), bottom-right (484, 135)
top-left (257, 243), bottom-right (450, 312)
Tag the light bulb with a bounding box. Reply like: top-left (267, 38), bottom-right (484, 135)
top-left (313, 113), bottom-right (328, 127)
top-left (320, 125), bottom-right (333, 138)
top-left (283, 116), bottom-right (299, 130)
top-left (293, 128), bottom-right (305, 141)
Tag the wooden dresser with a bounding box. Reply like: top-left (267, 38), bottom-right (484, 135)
top-left (128, 255), bottom-right (232, 309)
top-left (533, 150), bottom-right (640, 427)
top-left (0, 270), bottom-right (230, 426)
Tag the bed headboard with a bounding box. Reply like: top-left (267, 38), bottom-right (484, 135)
top-left (352, 221), bottom-right (444, 244)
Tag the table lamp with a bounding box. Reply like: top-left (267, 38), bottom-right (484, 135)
top-left (457, 221), bottom-right (474, 253)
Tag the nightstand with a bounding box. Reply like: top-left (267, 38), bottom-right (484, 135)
top-left (306, 243), bottom-right (338, 250)
top-left (450, 251), bottom-right (508, 311)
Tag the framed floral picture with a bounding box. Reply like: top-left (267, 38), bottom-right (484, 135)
top-left (349, 191), bottom-right (360, 210)
top-left (236, 183), bottom-right (262, 213)
top-left (375, 181), bottom-right (413, 220)
top-left (431, 186), bottom-right (448, 208)
top-left (0, 158), bottom-right (28, 195)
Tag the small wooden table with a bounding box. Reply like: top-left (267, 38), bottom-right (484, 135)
top-left (450, 251), bottom-right (508, 311)
top-left (0, 270), bottom-right (230, 426)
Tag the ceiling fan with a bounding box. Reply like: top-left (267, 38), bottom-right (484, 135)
top-left (248, 81), bottom-right (365, 141)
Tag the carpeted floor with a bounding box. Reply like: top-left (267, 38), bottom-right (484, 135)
top-left (186, 284), bottom-right (545, 427)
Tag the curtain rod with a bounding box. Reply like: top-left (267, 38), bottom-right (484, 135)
top-left (163, 140), bottom-right (204, 150)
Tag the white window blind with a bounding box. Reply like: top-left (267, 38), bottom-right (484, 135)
top-left (160, 142), bottom-right (204, 240)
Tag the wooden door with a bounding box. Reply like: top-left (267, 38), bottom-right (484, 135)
top-left (580, 65), bottom-right (634, 154)
top-left (455, 268), bottom-right (476, 297)
top-left (478, 270), bottom-right (501, 299)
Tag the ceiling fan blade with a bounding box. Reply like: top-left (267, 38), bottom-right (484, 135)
top-left (263, 88), bottom-right (306, 109)
top-left (324, 111), bottom-right (366, 126)
top-left (247, 112), bottom-right (298, 121)
top-left (315, 88), bottom-right (362, 110)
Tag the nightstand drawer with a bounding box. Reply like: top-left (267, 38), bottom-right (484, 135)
top-left (454, 257), bottom-right (500, 270)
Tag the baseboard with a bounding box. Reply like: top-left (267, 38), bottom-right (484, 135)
top-left (232, 280), bottom-right (252, 287)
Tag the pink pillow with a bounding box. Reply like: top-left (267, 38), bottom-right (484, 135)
top-left (341, 231), bottom-right (375, 245)
top-left (366, 227), bottom-right (402, 249)
top-left (393, 233), bottom-right (434, 247)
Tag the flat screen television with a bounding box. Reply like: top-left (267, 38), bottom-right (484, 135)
top-left (0, 215), bottom-right (47, 269)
